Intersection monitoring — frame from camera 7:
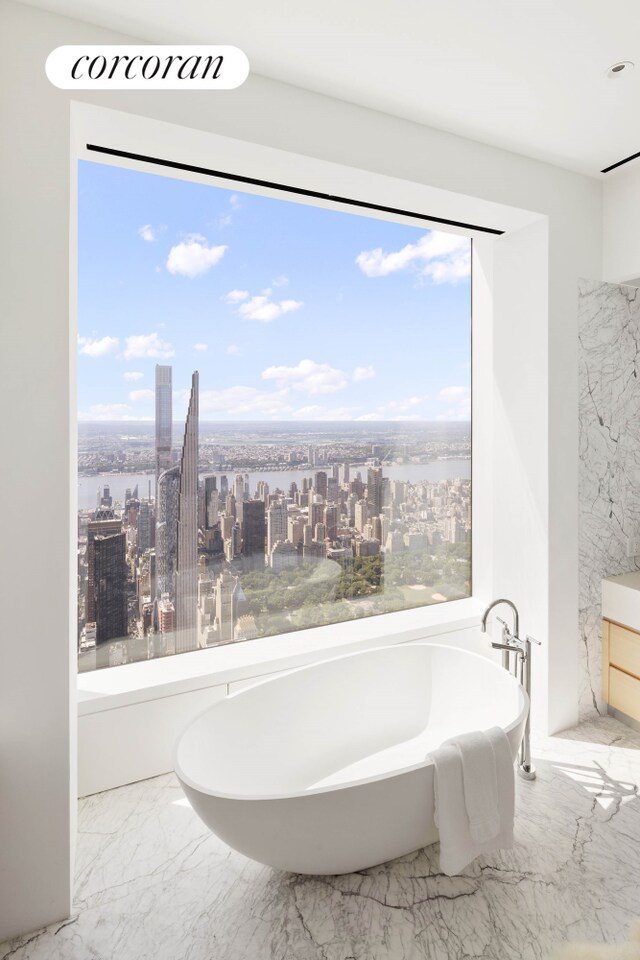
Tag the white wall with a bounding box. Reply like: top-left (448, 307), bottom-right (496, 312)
top-left (489, 221), bottom-right (551, 728)
top-left (78, 685), bottom-right (227, 796)
top-left (603, 163), bottom-right (640, 282)
top-left (0, 0), bottom-right (602, 939)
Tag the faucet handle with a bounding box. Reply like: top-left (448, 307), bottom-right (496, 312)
top-left (526, 635), bottom-right (541, 646)
top-left (496, 616), bottom-right (513, 636)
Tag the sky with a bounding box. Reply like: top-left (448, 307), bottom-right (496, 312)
top-left (77, 159), bottom-right (471, 423)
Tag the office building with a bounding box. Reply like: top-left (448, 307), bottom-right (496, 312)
top-left (156, 465), bottom-right (179, 598)
top-left (86, 516), bottom-right (122, 624)
top-left (155, 364), bottom-right (172, 485)
top-left (175, 371), bottom-right (199, 654)
top-left (314, 471), bottom-right (327, 500)
top-left (241, 498), bottom-right (266, 570)
top-left (215, 570), bottom-right (236, 642)
top-left (267, 500), bottom-right (288, 554)
top-left (323, 504), bottom-right (339, 542)
top-left (367, 466), bottom-right (383, 517)
top-left (137, 501), bottom-right (152, 557)
top-left (90, 530), bottom-right (128, 644)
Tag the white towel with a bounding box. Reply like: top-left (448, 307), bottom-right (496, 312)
top-left (448, 730), bottom-right (500, 842)
top-left (432, 726), bottom-right (515, 875)
top-left (484, 726), bottom-right (515, 849)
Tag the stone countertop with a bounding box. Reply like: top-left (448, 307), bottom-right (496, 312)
top-left (602, 571), bottom-right (640, 628)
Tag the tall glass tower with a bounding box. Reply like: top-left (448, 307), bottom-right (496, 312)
top-left (175, 371), bottom-right (199, 654)
top-left (155, 364), bottom-right (172, 485)
top-left (156, 464), bottom-right (180, 599)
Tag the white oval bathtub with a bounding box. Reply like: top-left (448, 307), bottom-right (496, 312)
top-left (174, 642), bottom-right (528, 875)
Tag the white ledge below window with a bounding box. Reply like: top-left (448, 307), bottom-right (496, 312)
top-left (77, 598), bottom-right (484, 717)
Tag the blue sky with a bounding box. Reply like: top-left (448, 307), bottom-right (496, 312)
top-left (77, 159), bottom-right (471, 422)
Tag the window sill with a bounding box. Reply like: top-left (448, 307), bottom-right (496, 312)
top-left (77, 598), bottom-right (484, 717)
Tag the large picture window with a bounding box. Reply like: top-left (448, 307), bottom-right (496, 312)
top-left (77, 159), bottom-right (471, 671)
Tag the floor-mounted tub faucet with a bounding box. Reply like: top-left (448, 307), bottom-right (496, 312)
top-left (481, 599), bottom-right (540, 781)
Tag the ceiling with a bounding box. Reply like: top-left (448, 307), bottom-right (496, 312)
top-left (24, 0), bottom-right (640, 177)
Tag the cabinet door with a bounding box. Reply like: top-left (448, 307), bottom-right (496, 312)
top-left (609, 666), bottom-right (640, 723)
top-left (609, 622), bottom-right (640, 679)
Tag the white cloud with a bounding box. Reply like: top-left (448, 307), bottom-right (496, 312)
top-left (78, 403), bottom-right (133, 421)
top-left (122, 371), bottom-right (144, 381)
top-left (229, 194), bottom-right (240, 208)
top-left (272, 275), bottom-right (289, 287)
top-left (194, 343), bottom-right (208, 352)
top-left (166, 234), bottom-right (227, 278)
top-left (224, 289), bottom-right (249, 303)
top-left (356, 231), bottom-right (470, 284)
top-left (224, 286), bottom-right (302, 322)
top-left (138, 224), bottom-right (156, 242)
top-left (226, 344), bottom-right (239, 354)
top-left (78, 335), bottom-right (119, 358)
top-left (128, 389), bottom-right (155, 402)
top-left (200, 386), bottom-right (292, 417)
top-left (238, 295), bottom-right (303, 323)
top-left (217, 214), bottom-right (232, 228)
top-left (437, 385), bottom-right (471, 420)
top-left (353, 365), bottom-right (376, 382)
top-left (124, 333), bottom-right (175, 360)
top-left (262, 359), bottom-right (348, 395)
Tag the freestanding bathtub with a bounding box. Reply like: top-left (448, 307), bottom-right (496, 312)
top-left (174, 642), bottom-right (528, 875)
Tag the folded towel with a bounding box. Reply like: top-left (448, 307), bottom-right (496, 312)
top-left (447, 730), bottom-right (500, 843)
top-left (432, 726), bottom-right (515, 875)
top-left (485, 726), bottom-right (515, 849)
top-left (433, 743), bottom-right (479, 875)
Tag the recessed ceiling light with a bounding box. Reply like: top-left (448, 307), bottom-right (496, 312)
top-left (606, 61), bottom-right (634, 78)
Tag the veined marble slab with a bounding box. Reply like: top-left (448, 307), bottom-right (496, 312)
top-left (2, 716), bottom-right (640, 960)
top-left (579, 278), bottom-right (640, 720)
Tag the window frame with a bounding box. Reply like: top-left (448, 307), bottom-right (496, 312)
top-left (72, 101), bottom-right (492, 712)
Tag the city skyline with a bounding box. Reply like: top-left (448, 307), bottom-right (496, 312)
top-left (77, 159), bottom-right (471, 424)
top-left (78, 365), bottom-right (472, 672)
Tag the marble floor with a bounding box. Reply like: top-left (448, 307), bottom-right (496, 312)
top-left (2, 716), bottom-right (640, 960)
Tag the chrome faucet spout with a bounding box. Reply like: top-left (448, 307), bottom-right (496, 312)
top-left (480, 597), bottom-right (519, 640)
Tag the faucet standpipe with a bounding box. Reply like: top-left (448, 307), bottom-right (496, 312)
top-left (480, 599), bottom-right (540, 781)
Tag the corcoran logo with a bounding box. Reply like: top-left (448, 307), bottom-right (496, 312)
top-left (45, 45), bottom-right (249, 90)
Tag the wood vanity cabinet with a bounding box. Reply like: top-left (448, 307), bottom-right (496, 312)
top-left (602, 619), bottom-right (640, 722)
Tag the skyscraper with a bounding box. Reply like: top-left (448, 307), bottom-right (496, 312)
top-left (215, 570), bottom-right (236, 642)
top-left (241, 498), bottom-right (266, 570)
top-left (86, 516), bottom-right (123, 625)
top-left (137, 501), bottom-right (152, 557)
top-left (207, 489), bottom-right (219, 530)
top-left (267, 500), bottom-right (288, 555)
top-left (355, 499), bottom-right (369, 533)
top-left (204, 475), bottom-right (217, 528)
top-left (156, 465), bottom-right (179, 598)
top-left (175, 371), bottom-right (199, 654)
top-left (323, 504), bottom-right (339, 542)
top-left (91, 531), bottom-right (128, 644)
top-left (367, 466), bottom-right (383, 517)
top-left (155, 365), bottom-right (172, 486)
top-left (314, 471), bottom-right (328, 500)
